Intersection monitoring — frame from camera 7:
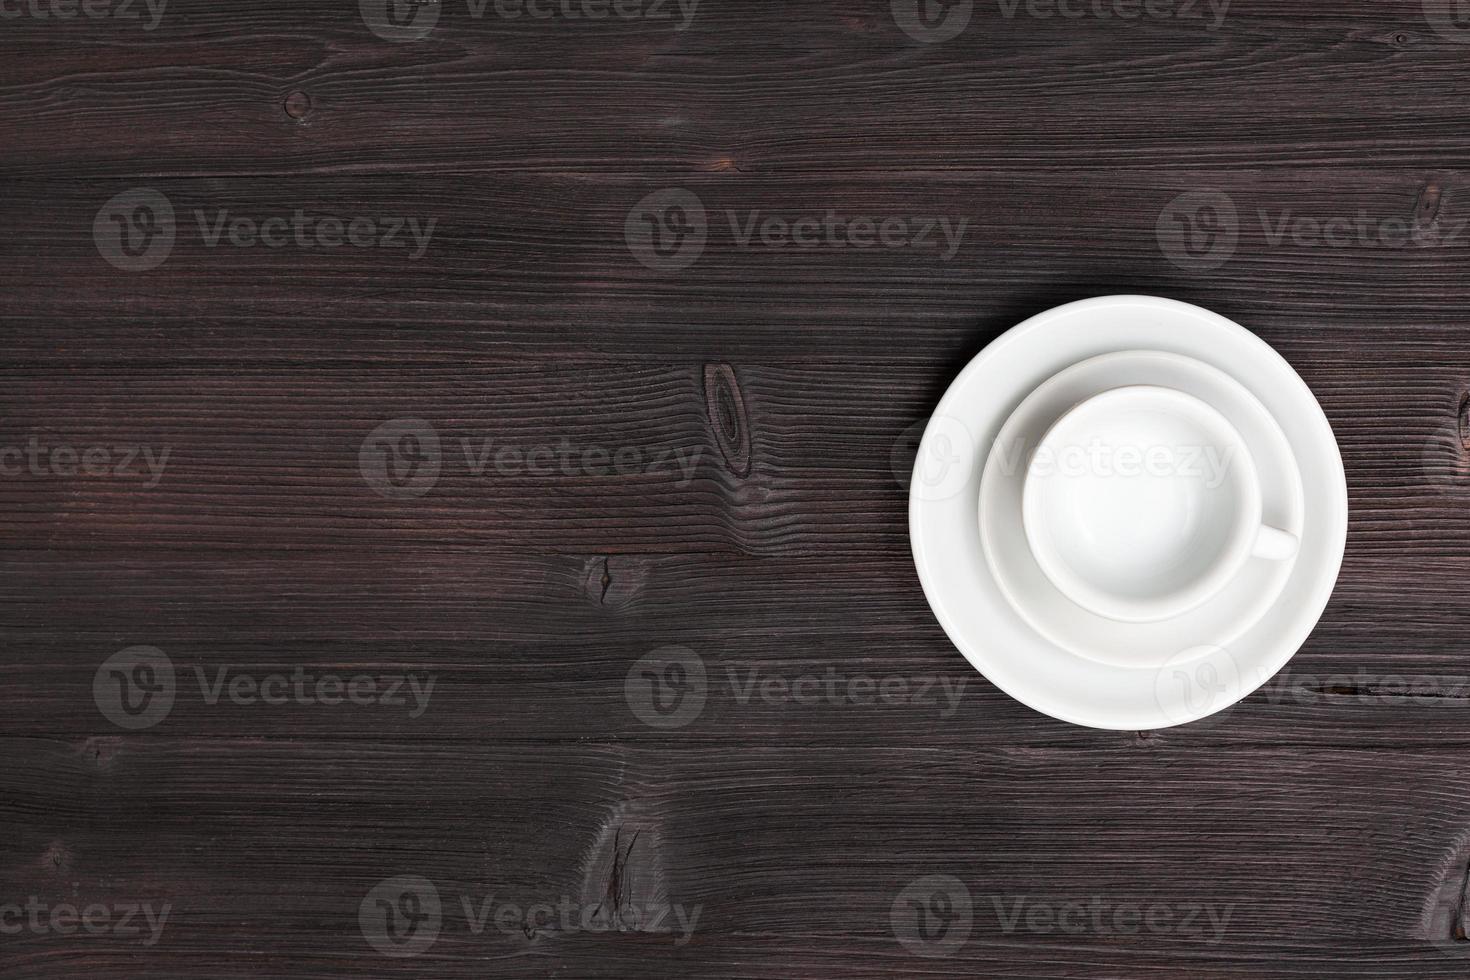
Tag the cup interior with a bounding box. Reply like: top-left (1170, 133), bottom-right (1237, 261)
top-left (1021, 385), bottom-right (1259, 622)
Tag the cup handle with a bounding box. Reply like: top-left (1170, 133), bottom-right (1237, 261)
top-left (1252, 525), bottom-right (1299, 562)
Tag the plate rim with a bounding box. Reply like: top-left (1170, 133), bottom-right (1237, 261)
top-left (908, 294), bottom-right (1348, 729)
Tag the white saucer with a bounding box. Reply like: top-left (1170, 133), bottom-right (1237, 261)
top-left (978, 351), bottom-right (1304, 671)
top-left (908, 296), bottom-right (1347, 729)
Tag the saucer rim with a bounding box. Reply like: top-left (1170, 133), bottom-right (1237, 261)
top-left (979, 349), bottom-right (1303, 669)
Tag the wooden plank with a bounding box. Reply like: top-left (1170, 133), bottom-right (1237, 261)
top-left (0, 548), bottom-right (1467, 746)
top-left (0, 1), bottom-right (1467, 177)
top-left (4, 173), bottom-right (1470, 326)
top-left (0, 327), bottom-right (1464, 555)
top-left (0, 739), bottom-right (1469, 975)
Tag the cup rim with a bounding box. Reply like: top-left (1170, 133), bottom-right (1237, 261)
top-left (1020, 384), bottom-right (1262, 623)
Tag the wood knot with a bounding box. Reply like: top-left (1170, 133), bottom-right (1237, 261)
top-left (81, 736), bottom-right (120, 768)
top-left (1459, 392), bottom-right (1470, 452)
top-left (41, 841), bottom-right (72, 875)
top-left (1412, 180), bottom-right (1445, 242)
top-left (1425, 849), bottom-right (1470, 946)
top-left (703, 363), bottom-right (751, 477)
top-left (581, 556), bottom-right (650, 610)
top-left (284, 91), bottom-right (312, 121)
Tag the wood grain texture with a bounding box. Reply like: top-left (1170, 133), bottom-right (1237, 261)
top-left (5, 0), bottom-right (1470, 976)
top-left (5, 173), bottom-right (1470, 326)
top-left (0, 0), bottom-right (1468, 178)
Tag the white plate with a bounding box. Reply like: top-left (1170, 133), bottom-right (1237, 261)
top-left (978, 351), bottom-right (1304, 671)
top-left (908, 296), bottom-right (1347, 729)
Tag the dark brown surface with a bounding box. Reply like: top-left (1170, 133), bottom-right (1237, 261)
top-left (5, 0), bottom-right (1470, 976)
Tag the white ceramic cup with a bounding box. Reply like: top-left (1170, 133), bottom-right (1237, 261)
top-left (1021, 384), bottom-right (1298, 623)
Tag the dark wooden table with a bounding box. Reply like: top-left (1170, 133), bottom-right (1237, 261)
top-left (5, 0), bottom-right (1470, 976)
